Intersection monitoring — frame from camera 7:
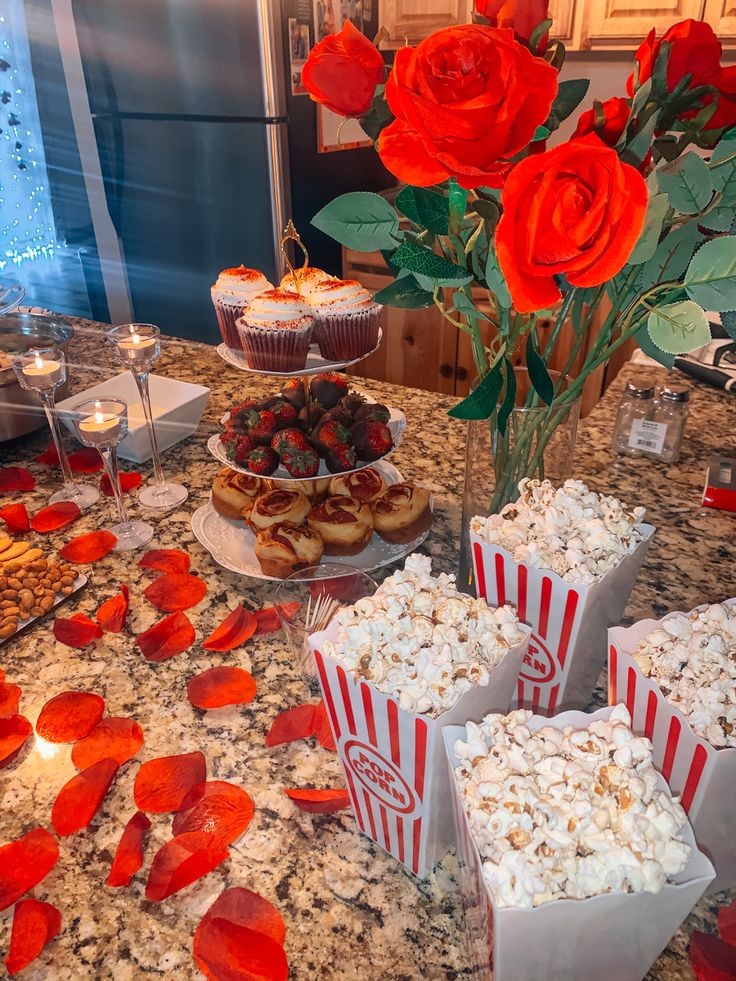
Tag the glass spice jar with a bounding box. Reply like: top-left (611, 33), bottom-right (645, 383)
top-left (612, 381), bottom-right (656, 457)
top-left (650, 385), bottom-right (690, 463)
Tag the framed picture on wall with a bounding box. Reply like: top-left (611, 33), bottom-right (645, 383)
top-left (316, 104), bottom-right (372, 152)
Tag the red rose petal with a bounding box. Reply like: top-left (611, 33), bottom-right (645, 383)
top-left (0, 467), bottom-right (35, 494)
top-left (690, 930), bottom-right (736, 980)
top-left (31, 500), bottom-right (81, 533)
top-left (106, 810), bottom-right (152, 888)
top-left (718, 901), bottom-right (736, 945)
top-left (4, 898), bottom-right (61, 976)
top-left (194, 917), bottom-right (289, 981)
top-left (0, 828), bottom-right (59, 912)
top-left (202, 606), bottom-right (257, 652)
top-left (37, 442), bottom-right (60, 466)
top-left (0, 682), bottom-right (21, 718)
top-left (254, 602), bottom-right (300, 635)
top-left (68, 446), bottom-right (103, 473)
top-left (187, 666), bottom-right (256, 710)
top-left (144, 572), bottom-right (207, 612)
top-left (53, 612), bottom-right (102, 648)
top-left (35, 690), bottom-right (105, 743)
top-left (266, 705), bottom-right (318, 747)
top-left (172, 781), bottom-right (254, 848)
top-left (145, 831), bottom-right (229, 902)
top-left (284, 788), bottom-right (350, 813)
top-left (135, 611), bottom-right (195, 662)
top-left (134, 751), bottom-right (206, 813)
top-left (51, 757), bottom-right (119, 836)
top-left (138, 548), bottom-right (191, 575)
top-left (60, 530), bottom-right (117, 564)
top-left (71, 716), bottom-right (144, 769)
top-left (0, 715), bottom-right (32, 768)
top-left (0, 503), bottom-right (30, 534)
top-left (313, 701), bottom-right (336, 751)
top-left (96, 585), bottom-right (129, 633)
top-left (100, 471), bottom-right (143, 496)
top-left (197, 887), bottom-right (286, 945)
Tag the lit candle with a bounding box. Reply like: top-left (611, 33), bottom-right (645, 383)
top-left (22, 354), bottom-right (62, 389)
top-left (79, 410), bottom-right (122, 444)
top-left (116, 330), bottom-right (157, 363)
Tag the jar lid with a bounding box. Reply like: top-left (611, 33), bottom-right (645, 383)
top-left (625, 381), bottom-right (655, 399)
top-left (661, 385), bottom-right (690, 402)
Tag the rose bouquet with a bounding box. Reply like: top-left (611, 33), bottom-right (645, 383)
top-left (301, 9), bottom-right (736, 520)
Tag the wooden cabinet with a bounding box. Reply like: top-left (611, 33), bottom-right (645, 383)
top-left (703, 0), bottom-right (736, 40)
top-left (379, 0), bottom-right (470, 46)
top-left (579, 0), bottom-right (705, 49)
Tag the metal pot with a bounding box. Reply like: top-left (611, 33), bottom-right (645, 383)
top-left (0, 313), bottom-right (75, 443)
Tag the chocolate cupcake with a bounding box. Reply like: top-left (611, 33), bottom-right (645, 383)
top-left (308, 279), bottom-right (382, 362)
top-left (211, 266), bottom-right (272, 350)
top-left (236, 289), bottom-right (314, 372)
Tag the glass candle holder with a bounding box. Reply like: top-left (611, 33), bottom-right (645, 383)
top-left (12, 348), bottom-right (100, 510)
top-left (105, 323), bottom-right (188, 510)
top-left (73, 397), bottom-right (154, 551)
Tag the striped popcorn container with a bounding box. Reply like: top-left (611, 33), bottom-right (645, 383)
top-left (309, 619), bottom-right (531, 879)
top-left (442, 707), bottom-right (715, 981)
top-left (609, 605), bottom-right (736, 893)
top-left (470, 525), bottom-right (655, 715)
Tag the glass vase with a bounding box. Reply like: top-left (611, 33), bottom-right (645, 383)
top-left (458, 367), bottom-right (581, 592)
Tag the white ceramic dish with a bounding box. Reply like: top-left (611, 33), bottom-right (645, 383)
top-left (57, 372), bottom-right (210, 464)
top-left (216, 327), bottom-right (383, 378)
top-left (191, 461), bottom-right (432, 581)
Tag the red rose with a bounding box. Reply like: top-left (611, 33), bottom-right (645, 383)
top-left (474, 0), bottom-right (550, 46)
top-left (703, 66), bottom-right (736, 137)
top-left (496, 136), bottom-right (648, 313)
top-left (573, 96), bottom-right (630, 146)
top-left (377, 25), bottom-right (558, 189)
top-left (627, 19), bottom-right (721, 96)
top-left (302, 20), bottom-right (384, 118)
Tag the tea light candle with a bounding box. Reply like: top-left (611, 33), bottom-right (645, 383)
top-left (22, 354), bottom-right (62, 390)
top-left (79, 410), bottom-right (122, 445)
top-left (115, 330), bottom-right (157, 363)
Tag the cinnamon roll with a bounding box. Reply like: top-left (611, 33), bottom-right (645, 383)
top-left (277, 477), bottom-right (331, 504)
top-left (249, 488), bottom-right (311, 532)
top-left (328, 467), bottom-right (387, 504)
top-left (255, 522), bottom-right (324, 578)
top-left (372, 483), bottom-right (432, 544)
top-left (308, 495), bottom-right (374, 556)
top-left (212, 467), bottom-right (269, 521)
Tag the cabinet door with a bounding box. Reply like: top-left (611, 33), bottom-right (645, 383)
top-left (379, 0), bottom-right (470, 46)
top-left (703, 0), bottom-right (736, 40)
top-left (581, 0), bottom-right (705, 48)
top-left (549, 0), bottom-right (578, 43)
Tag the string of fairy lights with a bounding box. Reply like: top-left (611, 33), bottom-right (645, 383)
top-left (0, 5), bottom-right (57, 273)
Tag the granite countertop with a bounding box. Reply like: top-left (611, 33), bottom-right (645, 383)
top-left (0, 316), bottom-right (734, 980)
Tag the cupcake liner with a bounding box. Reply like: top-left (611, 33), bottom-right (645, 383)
top-left (212, 295), bottom-right (246, 350)
top-left (314, 306), bottom-right (382, 362)
top-left (236, 317), bottom-right (314, 372)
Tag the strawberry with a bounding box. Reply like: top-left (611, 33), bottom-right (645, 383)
top-left (270, 398), bottom-right (298, 428)
top-left (245, 446), bottom-right (279, 476)
top-left (228, 400), bottom-right (260, 432)
top-left (351, 421), bottom-right (393, 462)
top-left (326, 445), bottom-right (357, 473)
top-left (281, 446), bottom-right (320, 479)
top-left (271, 427), bottom-right (309, 455)
top-left (310, 372), bottom-right (349, 410)
top-left (355, 403), bottom-right (391, 424)
top-left (226, 433), bottom-right (256, 465)
top-left (240, 408), bottom-right (276, 444)
top-left (314, 420), bottom-right (353, 457)
top-left (280, 377), bottom-right (306, 409)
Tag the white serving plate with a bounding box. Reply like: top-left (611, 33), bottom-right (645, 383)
top-left (216, 327), bottom-right (383, 378)
top-left (191, 461), bottom-right (432, 581)
top-left (208, 405), bottom-right (406, 482)
top-left (57, 371), bottom-right (210, 464)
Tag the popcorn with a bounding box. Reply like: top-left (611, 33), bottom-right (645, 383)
top-left (322, 554), bottom-right (525, 717)
top-left (453, 705), bottom-right (690, 908)
top-left (471, 478), bottom-right (646, 584)
top-left (632, 602), bottom-right (736, 748)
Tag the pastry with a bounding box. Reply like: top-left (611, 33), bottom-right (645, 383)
top-left (212, 467), bottom-right (268, 520)
top-left (211, 266), bottom-right (272, 349)
top-left (249, 488), bottom-right (311, 532)
top-left (328, 467), bottom-right (387, 504)
top-left (308, 495), bottom-right (374, 556)
top-left (255, 521), bottom-right (324, 578)
top-left (308, 279), bottom-right (382, 361)
top-left (236, 289), bottom-right (314, 372)
top-left (372, 483), bottom-right (432, 544)
top-left (278, 478), bottom-right (330, 504)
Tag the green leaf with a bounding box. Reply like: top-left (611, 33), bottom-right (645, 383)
top-left (390, 241), bottom-right (472, 285)
top-left (639, 222), bottom-right (703, 291)
top-left (646, 300), bottom-right (711, 354)
top-left (359, 87), bottom-right (394, 142)
top-left (448, 179), bottom-right (468, 236)
top-left (656, 153), bottom-right (713, 214)
top-left (684, 237), bottom-right (736, 310)
top-left (448, 362), bottom-right (503, 420)
top-left (525, 333), bottom-right (554, 405)
top-left (721, 308), bottom-right (736, 342)
top-left (395, 186), bottom-right (449, 235)
top-left (381, 249), bottom-right (401, 277)
top-left (529, 17), bottom-right (553, 54)
top-left (472, 198), bottom-right (501, 227)
top-left (622, 113), bottom-right (659, 169)
top-left (634, 320), bottom-right (676, 368)
top-left (311, 192), bottom-right (400, 252)
top-left (533, 125), bottom-right (551, 141)
top-left (453, 290), bottom-right (491, 323)
top-left (628, 192), bottom-right (670, 264)
top-left (544, 79), bottom-right (590, 133)
top-left (373, 276), bottom-right (434, 309)
top-left (704, 130), bottom-right (736, 231)
top-left (484, 247), bottom-right (511, 307)
top-left (496, 359), bottom-right (517, 436)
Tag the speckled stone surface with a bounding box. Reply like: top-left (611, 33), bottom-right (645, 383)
top-left (0, 316), bottom-right (733, 980)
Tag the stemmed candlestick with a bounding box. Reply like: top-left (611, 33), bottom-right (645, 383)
top-left (73, 398), bottom-right (153, 551)
top-left (105, 323), bottom-right (188, 509)
top-left (12, 348), bottom-right (100, 510)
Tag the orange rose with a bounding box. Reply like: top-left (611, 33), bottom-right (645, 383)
top-left (496, 137), bottom-right (648, 313)
top-left (474, 0), bottom-right (550, 46)
top-left (573, 97), bottom-right (630, 146)
top-left (627, 19), bottom-right (721, 96)
top-left (302, 21), bottom-right (384, 118)
top-left (377, 25), bottom-right (558, 189)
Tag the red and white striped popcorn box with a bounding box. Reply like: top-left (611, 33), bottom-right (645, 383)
top-left (470, 525), bottom-right (655, 715)
top-left (309, 619), bottom-right (531, 879)
top-left (609, 603), bottom-right (736, 893)
top-left (442, 707), bottom-right (715, 981)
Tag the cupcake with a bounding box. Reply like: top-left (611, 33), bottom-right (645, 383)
top-left (308, 279), bottom-right (382, 362)
top-left (236, 289), bottom-right (314, 372)
top-left (279, 266), bottom-right (336, 295)
top-left (211, 266), bottom-right (272, 349)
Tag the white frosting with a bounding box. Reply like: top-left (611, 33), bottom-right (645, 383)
top-left (322, 554), bottom-right (525, 717)
top-left (308, 279), bottom-right (376, 316)
top-left (242, 289), bottom-right (314, 329)
top-left (211, 266), bottom-right (272, 305)
top-left (472, 478), bottom-right (646, 585)
top-left (633, 602), bottom-right (736, 748)
top-left (279, 266), bottom-right (336, 296)
top-left (453, 704), bottom-right (690, 909)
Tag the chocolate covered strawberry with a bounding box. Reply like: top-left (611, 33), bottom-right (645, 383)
top-left (240, 408), bottom-right (276, 445)
top-left (326, 445), bottom-right (357, 473)
top-left (355, 403), bottom-right (391, 424)
top-left (314, 420), bottom-right (352, 457)
top-left (351, 421), bottom-right (392, 462)
top-left (310, 372), bottom-right (348, 409)
top-left (270, 398), bottom-right (298, 428)
top-left (228, 399), bottom-right (260, 431)
top-left (281, 446), bottom-right (320, 479)
top-left (245, 446), bottom-right (279, 476)
top-left (226, 433), bottom-right (256, 465)
top-left (280, 377), bottom-right (307, 409)
top-left (271, 427), bottom-right (309, 455)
